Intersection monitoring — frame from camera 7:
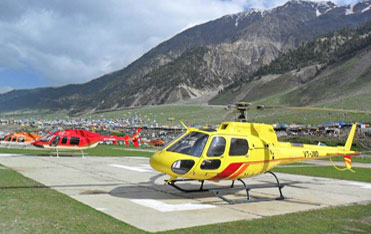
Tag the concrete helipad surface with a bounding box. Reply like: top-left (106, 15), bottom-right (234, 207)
top-left (0, 154), bottom-right (370, 232)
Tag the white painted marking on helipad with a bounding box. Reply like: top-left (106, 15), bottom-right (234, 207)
top-left (139, 164), bottom-right (153, 169)
top-left (95, 208), bottom-right (108, 211)
top-left (347, 181), bottom-right (371, 189)
top-left (0, 153), bottom-right (24, 157)
top-left (130, 199), bottom-right (216, 212)
top-left (108, 164), bottom-right (151, 172)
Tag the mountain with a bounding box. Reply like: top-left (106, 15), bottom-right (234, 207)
top-left (2, 0), bottom-right (371, 113)
top-left (210, 20), bottom-right (371, 111)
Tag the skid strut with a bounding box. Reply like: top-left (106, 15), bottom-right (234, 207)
top-left (210, 171), bottom-right (285, 204)
top-left (166, 171), bottom-right (285, 204)
top-left (167, 179), bottom-right (210, 192)
top-left (266, 171), bottom-right (284, 199)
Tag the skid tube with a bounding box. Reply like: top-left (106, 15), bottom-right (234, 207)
top-left (166, 171), bottom-right (285, 204)
top-left (167, 179), bottom-right (236, 193)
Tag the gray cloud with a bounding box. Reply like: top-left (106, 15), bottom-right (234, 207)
top-left (0, 0), bottom-right (356, 87)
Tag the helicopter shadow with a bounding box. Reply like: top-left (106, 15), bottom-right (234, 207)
top-left (108, 173), bottom-right (313, 202)
top-left (108, 174), bottom-right (225, 200)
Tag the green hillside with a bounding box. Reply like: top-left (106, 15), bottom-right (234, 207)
top-left (210, 20), bottom-right (371, 122)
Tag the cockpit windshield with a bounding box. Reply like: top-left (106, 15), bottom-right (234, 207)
top-left (167, 131), bottom-right (209, 157)
top-left (161, 132), bottom-right (186, 150)
top-left (40, 135), bottom-right (54, 143)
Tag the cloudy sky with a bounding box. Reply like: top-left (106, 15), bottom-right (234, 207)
top-left (0, 0), bottom-right (358, 93)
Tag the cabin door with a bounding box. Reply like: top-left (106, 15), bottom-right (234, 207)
top-left (193, 135), bottom-right (227, 179)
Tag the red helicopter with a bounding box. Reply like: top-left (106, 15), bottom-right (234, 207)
top-left (32, 128), bottom-right (141, 157)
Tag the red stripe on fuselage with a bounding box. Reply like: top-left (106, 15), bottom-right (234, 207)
top-left (211, 163), bottom-right (243, 180)
top-left (228, 163), bottom-right (249, 180)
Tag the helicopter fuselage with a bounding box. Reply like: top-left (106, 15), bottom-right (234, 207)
top-left (150, 122), bottom-right (357, 181)
top-left (0, 132), bottom-right (41, 147)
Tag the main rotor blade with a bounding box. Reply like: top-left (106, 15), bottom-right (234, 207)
top-left (256, 105), bottom-right (371, 114)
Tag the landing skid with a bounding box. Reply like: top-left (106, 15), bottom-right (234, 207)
top-left (166, 171), bottom-right (285, 204)
top-left (54, 149), bottom-right (85, 158)
top-left (167, 179), bottom-right (235, 193)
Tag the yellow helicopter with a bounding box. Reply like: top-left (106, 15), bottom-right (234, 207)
top-left (149, 102), bottom-right (360, 204)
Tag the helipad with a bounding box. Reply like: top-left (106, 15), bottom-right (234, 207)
top-left (0, 155), bottom-right (370, 232)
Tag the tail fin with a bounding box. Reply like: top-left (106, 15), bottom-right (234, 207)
top-left (132, 139), bottom-right (140, 147)
top-left (131, 128), bottom-right (141, 147)
top-left (344, 155), bottom-right (353, 171)
top-left (330, 155), bottom-right (355, 173)
top-left (343, 124), bottom-right (357, 172)
top-left (132, 128), bottom-right (141, 138)
top-left (330, 123), bottom-right (358, 173)
top-left (344, 123), bottom-right (357, 151)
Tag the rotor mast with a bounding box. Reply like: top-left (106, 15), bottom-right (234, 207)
top-left (235, 102), bottom-right (251, 122)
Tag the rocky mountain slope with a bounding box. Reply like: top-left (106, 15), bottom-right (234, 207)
top-left (210, 20), bottom-right (371, 111)
top-left (1, 0), bottom-right (371, 113)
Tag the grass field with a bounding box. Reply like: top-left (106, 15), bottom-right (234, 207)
top-left (1, 102), bottom-right (371, 126)
top-left (1, 104), bottom-right (230, 126)
top-left (0, 165), bottom-right (143, 233)
top-left (171, 203), bottom-right (371, 233)
top-left (273, 166), bottom-right (371, 182)
top-left (0, 145), bottom-right (154, 157)
top-left (0, 165), bottom-right (370, 233)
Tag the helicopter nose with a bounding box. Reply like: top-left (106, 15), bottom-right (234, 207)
top-left (150, 151), bottom-right (169, 174)
top-left (150, 151), bottom-right (196, 176)
top-left (32, 142), bottom-right (44, 148)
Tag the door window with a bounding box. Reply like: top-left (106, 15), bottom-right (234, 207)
top-left (70, 137), bottom-right (80, 145)
top-left (200, 159), bottom-right (221, 170)
top-left (229, 138), bottom-right (249, 156)
top-left (61, 136), bottom-right (68, 144)
top-left (207, 136), bottom-right (226, 156)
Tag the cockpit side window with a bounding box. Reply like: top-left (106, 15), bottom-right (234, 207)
top-left (207, 136), bottom-right (226, 157)
top-left (51, 136), bottom-right (60, 146)
top-left (40, 135), bottom-right (53, 143)
top-left (167, 132), bottom-right (209, 157)
top-left (229, 138), bottom-right (249, 156)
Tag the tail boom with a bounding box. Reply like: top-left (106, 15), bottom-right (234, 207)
top-left (274, 124), bottom-right (358, 172)
top-left (101, 128), bottom-right (141, 147)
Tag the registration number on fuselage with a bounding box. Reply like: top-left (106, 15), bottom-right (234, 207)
top-left (303, 150), bottom-right (319, 158)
